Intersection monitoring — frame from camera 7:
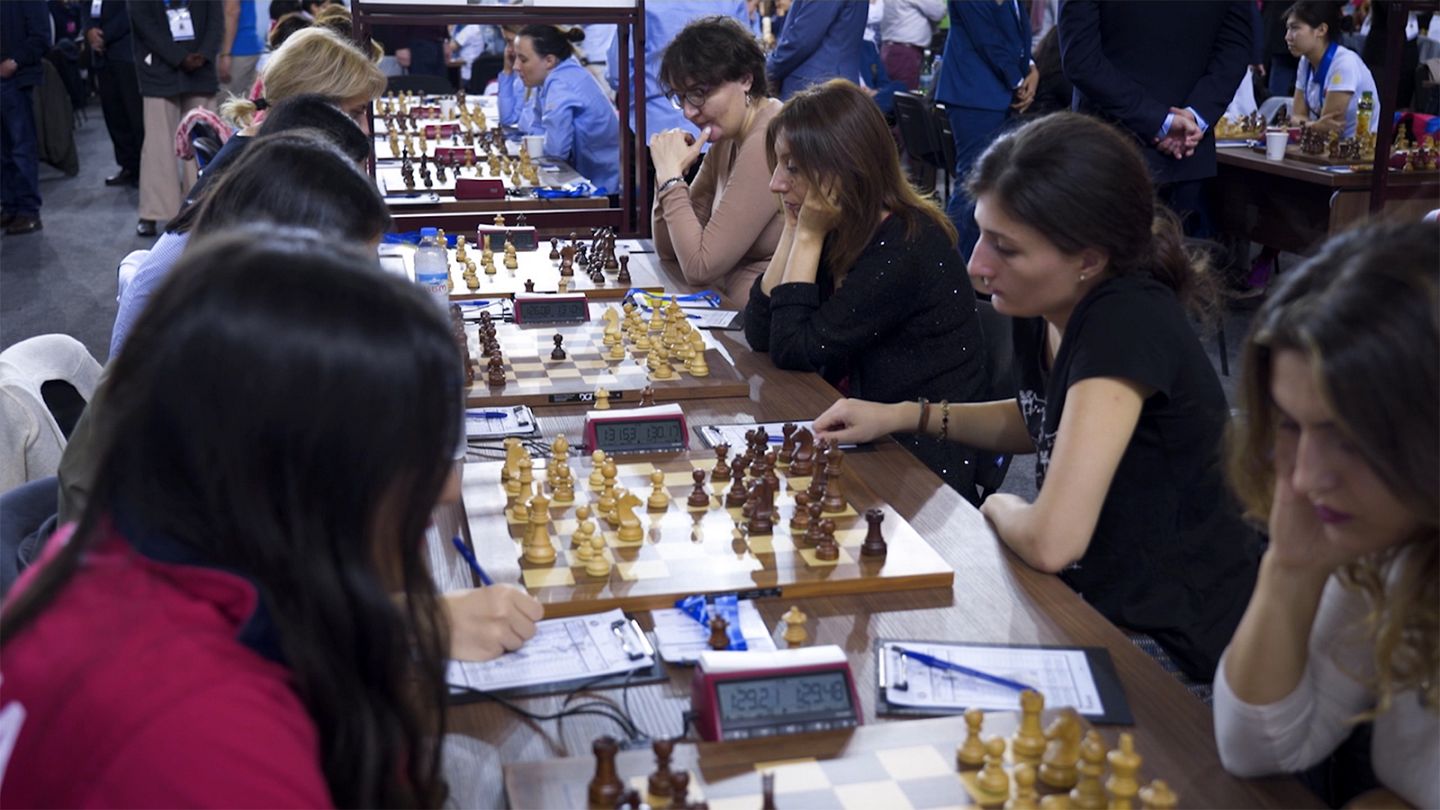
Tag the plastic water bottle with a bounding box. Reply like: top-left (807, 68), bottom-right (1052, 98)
top-left (414, 227), bottom-right (450, 311)
top-left (919, 51), bottom-right (935, 97)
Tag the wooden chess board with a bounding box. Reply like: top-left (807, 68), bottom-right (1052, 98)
top-left (377, 163), bottom-right (560, 197)
top-left (501, 713), bottom-right (1179, 810)
top-left (381, 243), bottom-right (666, 301)
top-left (374, 136), bottom-right (523, 162)
top-left (465, 309), bottom-right (749, 407)
top-left (460, 451), bottom-right (955, 618)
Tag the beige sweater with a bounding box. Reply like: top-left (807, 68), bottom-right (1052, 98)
top-left (652, 99), bottom-right (784, 302)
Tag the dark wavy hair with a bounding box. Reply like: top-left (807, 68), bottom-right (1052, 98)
top-left (1227, 221), bottom-right (1438, 713)
top-left (189, 130), bottom-right (390, 242)
top-left (659, 15), bottom-right (768, 101)
top-left (967, 112), bottom-right (1215, 318)
top-left (0, 228), bottom-right (460, 806)
top-left (766, 79), bottom-right (957, 283)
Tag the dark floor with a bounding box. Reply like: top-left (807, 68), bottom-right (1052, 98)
top-left (0, 99), bottom-right (1271, 502)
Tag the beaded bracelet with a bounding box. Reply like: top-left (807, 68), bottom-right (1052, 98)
top-left (940, 400), bottom-right (951, 441)
top-left (917, 397), bottom-right (930, 435)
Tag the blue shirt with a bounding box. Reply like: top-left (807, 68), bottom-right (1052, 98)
top-left (230, 0), bottom-right (262, 57)
top-left (112, 231), bottom-right (191, 359)
top-left (497, 71), bottom-right (534, 129)
top-left (528, 57), bottom-right (621, 192)
top-left (606, 1), bottom-right (748, 144)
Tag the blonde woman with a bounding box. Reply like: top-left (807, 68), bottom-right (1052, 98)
top-left (1215, 222), bottom-right (1437, 808)
top-left (222, 26), bottom-right (385, 140)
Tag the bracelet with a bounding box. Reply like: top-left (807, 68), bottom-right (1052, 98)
top-left (219, 52), bottom-right (231, 57)
top-left (657, 176), bottom-right (685, 194)
top-left (940, 400), bottom-right (951, 441)
top-left (916, 397), bottom-right (930, 435)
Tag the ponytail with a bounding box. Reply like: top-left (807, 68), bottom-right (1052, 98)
top-left (519, 24), bottom-right (585, 62)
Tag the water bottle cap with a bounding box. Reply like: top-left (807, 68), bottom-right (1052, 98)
top-left (421, 227), bottom-right (438, 237)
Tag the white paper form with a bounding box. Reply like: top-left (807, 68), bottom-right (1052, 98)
top-left (650, 600), bottom-right (777, 664)
top-left (881, 642), bottom-right (1105, 716)
top-left (446, 608), bottom-right (652, 693)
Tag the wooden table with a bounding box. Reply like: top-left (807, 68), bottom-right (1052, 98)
top-left (1214, 146), bottom-right (1439, 254)
top-left (422, 259), bottom-right (1317, 808)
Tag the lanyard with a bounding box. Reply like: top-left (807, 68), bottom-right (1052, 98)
top-left (1307, 42), bottom-right (1338, 105)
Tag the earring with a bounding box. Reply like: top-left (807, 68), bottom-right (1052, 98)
top-left (1078, 273), bottom-right (1087, 283)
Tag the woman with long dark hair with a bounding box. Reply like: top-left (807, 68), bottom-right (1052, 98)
top-left (1216, 222), bottom-right (1437, 808)
top-left (2, 229), bottom-right (457, 806)
top-left (746, 79), bottom-right (988, 501)
top-left (816, 112), bottom-right (1260, 689)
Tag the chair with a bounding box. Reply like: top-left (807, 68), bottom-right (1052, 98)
top-left (1258, 96), bottom-right (1292, 126)
top-left (931, 102), bottom-right (957, 200)
top-left (387, 73), bottom-right (457, 95)
top-left (0, 335), bottom-right (102, 493)
top-left (973, 298), bottom-right (1016, 500)
top-left (894, 92), bottom-right (949, 194)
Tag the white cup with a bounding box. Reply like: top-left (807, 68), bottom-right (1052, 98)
top-left (1264, 129), bottom-right (1288, 161)
top-left (523, 134), bottom-right (546, 157)
top-left (439, 98), bottom-right (456, 118)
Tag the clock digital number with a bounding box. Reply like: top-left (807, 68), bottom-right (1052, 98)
top-left (715, 671), bottom-right (854, 724)
top-left (593, 418), bottom-right (685, 453)
top-left (513, 298), bottom-right (589, 325)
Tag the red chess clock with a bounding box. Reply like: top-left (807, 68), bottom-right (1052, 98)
top-left (584, 404), bottom-right (689, 454)
top-left (692, 646), bottom-right (863, 741)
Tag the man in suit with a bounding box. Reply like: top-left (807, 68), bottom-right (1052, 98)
top-left (765, 0), bottom-right (867, 99)
top-left (1060, 1), bottom-right (1251, 235)
top-left (0, 1), bottom-right (50, 236)
top-left (82, 1), bottom-right (146, 189)
top-left (934, 0), bottom-right (1035, 259)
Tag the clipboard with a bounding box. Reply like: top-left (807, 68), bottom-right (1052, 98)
top-left (874, 639), bottom-right (1133, 725)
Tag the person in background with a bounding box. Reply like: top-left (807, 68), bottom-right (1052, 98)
top-left (219, 1), bottom-right (263, 102)
top-left (765, 0), bottom-right (867, 99)
top-left (0, 1), bottom-right (50, 236)
top-left (1024, 26), bottom-right (1072, 118)
top-left (749, 80), bottom-right (988, 501)
top-left (1262, 0), bottom-right (1301, 100)
top-left (451, 23), bottom-right (504, 94)
top-left (501, 25), bottom-right (620, 192)
top-left (651, 16), bottom-right (785, 300)
top-left (130, 0), bottom-right (222, 237)
top-left (1, 228), bottom-right (460, 807)
top-left (1215, 222), bottom-right (1437, 810)
top-left (82, 1), bottom-right (145, 190)
top-left (880, 0), bottom-right (945, 90)
top-left (815, 114), bottom-right (1260, 690)
top-left (934, 0), bottom-right (1035, 259)
top-left (579, 23), bottom-right (616, 98)
top-left (1287, 0), bottom-right (1378, 138)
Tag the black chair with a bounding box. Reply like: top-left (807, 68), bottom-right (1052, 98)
top-left (973, 297), bottom-right (1016, 500)
top-left (894, 92), bottom-right (950, 195)
top-left (387, 73), bottom-right (456, 95)
top-left (931, 102), bottom-right (957, 200)
top-left (188, 120), bottom-right (223, 170)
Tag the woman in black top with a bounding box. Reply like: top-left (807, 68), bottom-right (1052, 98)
top-left (815, 113), bottom-right (1260, 686)
top-left (746, 79), bottom-right (988, 502)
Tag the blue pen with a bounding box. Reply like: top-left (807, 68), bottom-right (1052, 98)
top-left (894, 646), bottom-right (1036, 693)
top-left (451, 535), bottom-right (494, 586)
top-left (467, 410), bottom-right (511, 420)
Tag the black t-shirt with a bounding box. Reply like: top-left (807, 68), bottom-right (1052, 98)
top-left (1012, 274), bottom-right (1259, 682)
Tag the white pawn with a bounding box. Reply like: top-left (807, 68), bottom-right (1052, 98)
top-left (584, 532), bottom-right (611, 577)
top-left (647, 468), bottom-right (670, 510)
top-left (588, 450), bottom-right (607, 489)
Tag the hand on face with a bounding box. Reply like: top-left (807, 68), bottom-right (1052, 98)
top-left (445, 584), bottom-right (545, 661)
top-left (796, 177), bottom-right (842, 235)
top-left (649, 127), bottom-right (709, 181)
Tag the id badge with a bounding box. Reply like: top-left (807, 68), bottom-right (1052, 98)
top-left (167, 7), bottom-right (195, 42)
top-left (91, 0), bottom-right (103, 18)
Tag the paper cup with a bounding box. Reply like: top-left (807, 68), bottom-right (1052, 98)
top-left (523, 134), bottom-right (546, 157)
top-left (1265, 129), bottom-right (1288, 161)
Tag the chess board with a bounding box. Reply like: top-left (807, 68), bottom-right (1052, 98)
top-left (465, 311), bottom-right (749, 407)
top-left (460, 450), bottom-right (955, 618)
top-left (501, 712), bottom-right (1178, 810)
top-left (377, 163), bottom-right (561, 197)
top-left (373, 135), bottom-right (524, 162)
top-left (380, 243), bottom-right (666, 301)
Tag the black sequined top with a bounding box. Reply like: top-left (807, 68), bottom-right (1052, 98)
top-left (745, 214), bottom-right (989, 501)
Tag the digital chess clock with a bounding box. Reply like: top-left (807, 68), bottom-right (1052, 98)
top-left (512, 293), bottom-right (589, 325)
top-left (692, 646), bottom-right (863, 741)
top-left (584, 404), bottom-right (689, 454)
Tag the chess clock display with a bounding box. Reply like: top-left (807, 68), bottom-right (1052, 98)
top-left (584, 404), bottom-right (689, 454)
top-left (691, 646), bottom-right (862, 741)
top-left (512, 292), bottom-right (590, 325)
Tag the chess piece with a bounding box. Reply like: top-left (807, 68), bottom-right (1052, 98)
top-left (551, 334), bottom-right (567, 360)
top-left (572, 505), bottom-right (595, 550)
top-left (595, 388), bottom-right (611, 410)
top-left (778, 423), bottom-right (797, 468)
top-left (746, 479), bottom-right (774, 535)
top-left (606, 341), bottom-right (624, 361)
top-left (616, 254), bottom-right (631, 286)
top-left (615, 493), bottom-right (644, 543)
top-left (854, 508), bottom-right (887, 558)
top-left (647, 468), bottom-right (671, 510)
top-left (711, 444), bottom-right (731, 482)
top-left (523, 278), bottom-right (536, 293)
top-left (708, 614), bottom-right (729, 650)
top-left (1012, 690), bottom-right (1046, 766)
top-left (1040, 709), bottom-right (1082, 789)
top-left (669, 772), bottom-right (691, 808)
top-left (958, 708), bottom-right (986, 768)
top-left (588, 736), bottom-right (625, 809)
top-left (651, 357), bottom-right (675, 380)
top-left (813, 519), bottom-right (839, 560)
top-left (976, 737), bottom-right (1010, 805)
top-left (760, 771), bottom-right (776, 810)
top-left (820, 447), bottom-right (846, 513)
top-left (524, 495), bottom-right (556, 564)
top-left (550, 237), bottom-right (561, 261)
top-left (1138, 779), bottom-right (1177, 810)
top-left (781, 605), bottom-right (808, 646)
top-left (1105, 733), bottom-right (1141, 810)
top-left (790, 492), bottom-right (813, 536)
top-left (1069, 731), bottom-right (1107, 810)
top-left (645, 739), bottom-right (676, 809)
top-left (725, 464), bottom-right (748, 508)
top-left (589, 450), bottom-right (607, 489)
top-left (1006, 764), bottom-right (1041, 810)
top-left (486, 354), bottom-right (506, 387)
top-left (687, 469), bottom-right (710, 508)
top-left (790, 428), bottom-right (815, 476)
top-left (685, 333), bottom-right (709, 377)
top-left (640, 385), bottom-right (656, 407)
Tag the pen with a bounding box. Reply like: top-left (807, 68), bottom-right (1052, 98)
top-left (451, 535), bottom-right (493, 586)
top-left (893, 646), bottom-right (1035, 693)
top-left (467, 410), bottom-right (511, 420)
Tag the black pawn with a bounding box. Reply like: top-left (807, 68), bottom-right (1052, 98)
top-left (616, 255), bottom-right (631, 286)
top-left (551, 333), bottom-right (567, 360)
top-left (524, 279), bottom-right (536, 293)
top-left (549, 238), bottom-right (561, 261)
top-left (688, 469), bottom-right (710, 507)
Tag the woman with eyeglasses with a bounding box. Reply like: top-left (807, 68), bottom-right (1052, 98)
top-left (498, 24), bottom-right (620, 193)
top-left (650, 16), bottom-right (785, 301)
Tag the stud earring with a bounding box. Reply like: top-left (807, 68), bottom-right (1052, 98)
top-left (1078, 273), bottom-right (1087, 283)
